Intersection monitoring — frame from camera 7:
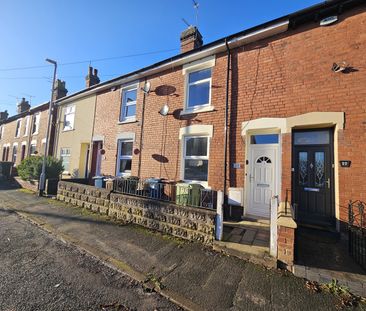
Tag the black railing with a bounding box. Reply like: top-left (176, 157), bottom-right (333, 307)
top-left (348, 200), bottom-right (366, 270)
top-left (113, 177), bottom-right (216, 209)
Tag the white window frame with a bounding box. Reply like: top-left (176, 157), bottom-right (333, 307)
top-left (15, 119), bottom-right (22, 138)
top-left (116, 139), bottom-right (133, 176)
top-left (63, 105), bottom-right (75, 131)
top-left (120, 85), bottom-right (138, 122)
top-left (12, 143), bottom-right (18, 164)
top-left (60, 148), bottom-right (71, 174)
top-left (182, 135), bottom-right (210, 186)
top-left (32, 113), bottom-right (41, 135)
top-left (23, 116), bottom-right (30, 136)
top-left (0, 125), bottom-right (4, 140)
top-left (182, 56), bottom-right (215, 114)
top-left (30, 141), bottom-right (37, 155)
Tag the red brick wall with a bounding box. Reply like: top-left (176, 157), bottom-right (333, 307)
top-left (277, 226), bottom-right (295, 268)
top-left (93, 6), bottom-right (366, 226)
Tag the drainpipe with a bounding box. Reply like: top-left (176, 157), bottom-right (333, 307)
top-left (137, 78), bottom-right (147, 178)
top-left (223, 39), bottom-right (231, 205)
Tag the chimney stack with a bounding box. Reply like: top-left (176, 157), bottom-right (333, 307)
top-left (16, 98), bottom-right (31, 114)
top-left (85, 66), bottom-right (100, 88)
top-left (53, 79), bottom-right (68, 101)
top-left (180, 26), bottom-right (203, 53)
top-left (0, 110), bottom-right (8, 122)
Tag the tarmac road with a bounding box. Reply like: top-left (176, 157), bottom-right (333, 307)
top-left (0, 209), bottom-right (181, 311)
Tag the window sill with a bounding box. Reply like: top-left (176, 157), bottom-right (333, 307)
top-left (180, 106), bottom-right (215, 116)
top-left (62, 128), bottom-right (75, 132)
top-left (118, 119), bottom-right (137, 125)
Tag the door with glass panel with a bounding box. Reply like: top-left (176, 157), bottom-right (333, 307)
top-left (292, 129), bottom-right (334, 227)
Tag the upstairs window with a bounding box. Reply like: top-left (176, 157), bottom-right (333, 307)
top-left (32, 113), bottom-right (40, 135)
top-left (183, 136), bottom-right (209, 182)
top-left (23, 116), bottom-right (30, 136)
top-left (186, 68), bottom-right (212, 110)
top-left (120, 87), bottom-right (137, 121)
top-left (0, 125), bottom-right (4, 140)
top-left (116, 139), bottom-right (133, 176)
top-left (15, 119), bottom-right (21, 137)
top-left (63, 105), bottom-right (75, 131)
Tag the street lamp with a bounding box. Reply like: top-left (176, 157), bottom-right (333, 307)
top-left (39, 58), bottom-right (57, 196)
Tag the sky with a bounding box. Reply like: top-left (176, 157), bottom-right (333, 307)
top-left (0, 0), bottom-right (320, 116)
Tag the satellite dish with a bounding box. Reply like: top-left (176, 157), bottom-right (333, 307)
top-left (158, 103), bottom-right (169, 116)
top-left (142, 81), bottom-right (151, 94)
top-left (320, 16), bottom-right (338, 26)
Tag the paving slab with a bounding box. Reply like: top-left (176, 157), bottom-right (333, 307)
top-left (0, 182), bottom-right (363, 310)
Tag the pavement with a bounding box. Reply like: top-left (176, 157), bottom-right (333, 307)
top-left (0, 180), bottom-right (365, 311)
top-left (0, 208), bottom-right (181, 311)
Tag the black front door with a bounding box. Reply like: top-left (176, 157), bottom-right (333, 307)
top-left (292, 129), bottom-right (335, 227)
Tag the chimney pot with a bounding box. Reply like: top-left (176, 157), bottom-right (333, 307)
top-left (85, 66), bottom-right (100, 88)
top-left (53, 79), bottom-right (68, 101)
top-left (17, 98), bottom-right (30, 114)
top-left (180, 26), bottom-right (203, 53)
top-left (0, 110), bottom-right (8, 122)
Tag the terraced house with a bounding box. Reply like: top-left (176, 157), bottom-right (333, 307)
top-left (53, 67), bottom-right (99, 179)
top-left (0, 80), bottom-right (67, 166)
top-left (2, 0), bottom-right (364, 274)
top-left (56, 0), bottom-right (364, 235)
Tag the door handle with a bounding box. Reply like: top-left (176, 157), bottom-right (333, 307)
top-left (325, 178), bottom-right (330, 189)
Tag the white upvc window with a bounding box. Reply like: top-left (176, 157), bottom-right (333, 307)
top-left (186, 68), bottom-right (212, 111)
top-left (12, 144), bottom-right (18, 164)
top-left (183, 136), bottom-right (209, 183)
top-left (63, 105), bottom-right (75, 131)
top-left (60, 148), bottom-right (71, 173)
top-left (23, 116), bottom-right (30, 136)
top-left (116, 139), bottom-right (133, 176)
top-left (32, 113), bottom-right (41, 135)
top-left (15, 119), bottom-right (22, 137)
top-left (120, 86), bottom-right (137, 122)
top-left (0, 125), bottom-right (4, 140)
top-left (30, 142), bottom-right (37, 155)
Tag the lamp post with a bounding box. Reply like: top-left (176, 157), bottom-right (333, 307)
top-left (39, 58), bottom-right (57, 196)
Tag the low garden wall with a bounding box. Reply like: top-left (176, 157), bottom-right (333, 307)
top-left (57, 181), bottom-right (216, 245)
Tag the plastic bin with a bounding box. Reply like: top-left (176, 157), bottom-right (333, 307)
top-left (144, 178), bottom-right (164, 199)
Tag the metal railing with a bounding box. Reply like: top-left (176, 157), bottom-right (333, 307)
top-left (113, 177), bottom-right (217, 209)
top-left (348, 200), bottom-right (366, 270)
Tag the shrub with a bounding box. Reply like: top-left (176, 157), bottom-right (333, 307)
top-left (17, 156), bottom-right (64, 181)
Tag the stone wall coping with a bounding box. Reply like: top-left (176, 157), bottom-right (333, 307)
top-left (277, 202), bottom-right (297, 229)
top-left (110, 192), bottom-right (217, 216)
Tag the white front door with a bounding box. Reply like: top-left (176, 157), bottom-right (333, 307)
top-left (248, 145), bottom-right (278, 218)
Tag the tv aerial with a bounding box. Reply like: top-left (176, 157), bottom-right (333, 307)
top-left (182, 0), bottom-right (200, 27)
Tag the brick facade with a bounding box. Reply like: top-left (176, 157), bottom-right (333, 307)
top-left (92, 6), bottom-right (365, 228)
